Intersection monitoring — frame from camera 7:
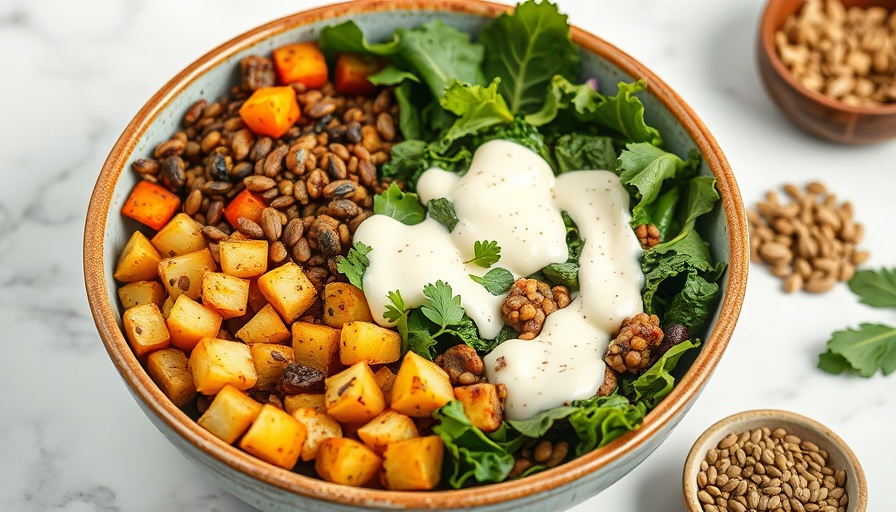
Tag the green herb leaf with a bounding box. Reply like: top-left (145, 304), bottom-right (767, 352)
top-left (428, 197), bottom-right (459, 232)
top-left (381, 140), bottom-right (473, 189)
top-left (383, 290), bottom-right (410, 352)
top-left (440, 79), bottom-right (514, 146)
top-left (620, 340), bottom-right (700, 408)
top-left (465, 240), bottom-right (501, 268)
top-left (525, 75), bottom-right (601, 127)
top-left (421, 280), bottom-right (465, 328)
top-left (373, 183), bottom-right (426, 225)
top-left (318, 21), bottom-right (401, 59)
top-left (407, 309), bottom-right (440, 359)
top-left (470, 267), bottom-right (514, 295)
top-left (395, 20), bottom-right (485, 98)
top-left (818, 350), bottom-right (852, 375)
top-left (656, 175), bottom-right (720, 249)
top-left (542, 262), bottom-right (579, 290)
top-left (505, 405), bottom-right (577, 438)
top-left (392, 80), bottom-right (424, 140)
top-left (819, 323), bottom-right (896, 377)
top-left (432, 401), bottom-right (516, 487)
top-left (368, 66), bottom-right (420, 86)
top-left (335, 242), bottom-right (372, 290)
top-left (848, 268), bottom-right (896, 308)
top-left (447, 315), bottom-right (500, 355)
top-left (552, 133), bottom-right (617, 173)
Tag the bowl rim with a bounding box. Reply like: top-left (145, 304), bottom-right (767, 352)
top-left (83, 0), bottom-right (749, 507)
top-left (759, 0), bottom-right (896, 115)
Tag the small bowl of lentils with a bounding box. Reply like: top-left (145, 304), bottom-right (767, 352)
top-left (683, 409), bottom-right (867, 512)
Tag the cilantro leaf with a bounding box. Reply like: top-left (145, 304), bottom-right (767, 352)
top-left (421, 280), bottom-right (465, 327)
top-left (428, 198), bottom-right (459, 232)
top-left (383, 290), bottom-right (410, 352)
top-left (470, 267), bottom-right (514, 295)
top-left (465, 240), bottom-right (501, 268)
top-left (335, 242), bottom-right (372, 290)
top-left (819, 323), bottom-right (896, 377)
top-left (373, 183), bottom-right (425, 225)
top-left (848, 268), bottom-right (896, 308)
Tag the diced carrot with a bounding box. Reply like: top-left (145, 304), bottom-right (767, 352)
top-left (334, 53), bottom-right (386, 96)
top-left (224, 189), bottom-right (267, 228)
top-left (121, 180), bottom-right (181, 231)
top-left (238, 86), bottom-right (301, 139)
top-left (273, 42), bottom-right (328, 89)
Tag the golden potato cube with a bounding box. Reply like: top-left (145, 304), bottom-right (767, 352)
top-left (325, 361), bottom-right (385, 424)
top-left (250, 343), bottom-right (295, 392)
top-left (257, 262), bottom-right (317, 323)
top-left (158, 248), bottom-right (216, 301)
top-left (190, 337), bottom-right (257, 395)
top-left (166, 294), bottom-right (223, 351)
top-left (146, 348), bottom-right (196, 408)
top-left (283, 393), bottom-right (326, 415)
top-left (391, 351), bottom-right (454, 418)
top-left (151, 212), bottom-right (207, 258)
top-left (339, 321), bottom-right (401, 366)
top-left (114, 231), bottom-right (162, 283)
top-left (122, 303), bottom-right (170, 358)
top-left (236, 303), bottom-right (290, 344)
top-left (322, 282), bottom-right (373, 327)
top-left (197, 384), bottom-right (262, 444)
top-left (161, 295), bottom-right (175, 319)
top-left (454, 383), bottom-right (503, 433)
top-left (292, 322), bottom-right (340, 373)
top-left (239, 404), bottom-right (306, 469)
top-left (315, 437), bottom-right (382, 487)
top-left (201, 271), bottom-right (249, 319)
top-left (373, 367), bottom-right (396, 405)
top-left (219, 239), bottom-right (268, 278)
top-left (382, 436), bottom-right (444, 491)
top-left (293, 407), bottom-right (343, 461)
top-left (357, 410), bottom-right (419, 455)
top-left (118, 280), bottom-right (166, 309)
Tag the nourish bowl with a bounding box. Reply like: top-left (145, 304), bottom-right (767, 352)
top-left (84, 0), bottom-right (748, 510)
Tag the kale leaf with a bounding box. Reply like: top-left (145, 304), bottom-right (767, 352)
top-left (373, 183), bottom-right (425, 225)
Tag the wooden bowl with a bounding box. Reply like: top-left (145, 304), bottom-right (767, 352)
top-left (683, 410), bottom-right (868, 512)
top-left (758, 0), bottom-right (896, 144)
top-left (83, 1), bottom-right (749, 510)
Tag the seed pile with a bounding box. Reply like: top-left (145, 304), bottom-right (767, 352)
top-left (696, 427), bottom-right (849, 512)
top-left (775, 0), bottom-right (896, 105)
top-left (748, 182), bottom-right (867, 294)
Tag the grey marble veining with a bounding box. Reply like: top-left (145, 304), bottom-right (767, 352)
top-left (2, 1), bottom-right (894, 511)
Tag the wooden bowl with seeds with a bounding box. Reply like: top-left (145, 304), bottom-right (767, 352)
top-left (683, 409), bottom-right (867, 512)
top-left (758, 0), bottom-right (896, 143)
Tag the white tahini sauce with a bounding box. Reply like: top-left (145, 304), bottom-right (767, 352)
top-left (352, 139), bottom-right (644, 420)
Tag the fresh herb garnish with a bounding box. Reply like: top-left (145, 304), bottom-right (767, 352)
top-left (848, 268), bottom-right (896, 308)
top-left (428, 197), bottom-right (459, 232)
top-left (384, 281), bottom-right (467, 359)
top-left (470, 267), bottom-right (514, 295)
top-left (465, 240), bottom-right (501, 268)
top-left (373, 183), bottom-right (426, 225)
top-left (335, 242), bottom-right (372, 290)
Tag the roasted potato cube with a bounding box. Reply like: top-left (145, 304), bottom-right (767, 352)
top-left (292, 321), bottom-right (340, 373)
top-left (325, 361), bottom-right (385, 424)
top-left (373, 367), bottom-right (396, 405)
top-left (114, 231), bottom-right (162, 283)
top-left (122, 303), bottom-right (170, 358)
top-left (283, 393), bottom-right (326, 415)
top-left (150, 212), bottom-right (207, 258)
top-left (166, 294), bottom-right (223, 351)
top-left (315, 438), bottom-right (382, 487)
top-left (382, 436), bottom-right (444, 490)
top-left (454, 383), bottom-right (503, 433)
top-left (236, 303), bottom-right (290, 344)
top-left (391, 351), bottom-right (454, 418)
top-left (158, 248), bottom-right (216, 301)
top-left (250, 343), bottom-right (295, 392)
top-left (219, 239), bottom-right (268, 278)
top-left (190, 337), bottom-right (257, 395)
top-left (146, 348), bottom-right (196, 408)
top-left (197, 384), bottom-right (262, 443)
top-left (118, 280), bottom-right (166, 309)
top-left (356, 410), bottom-right (419, 455)
top-left (322, 282), bottom-right (373, 327)
top-left (339, 321), bottom-right (401, 366)
top-left (257, 262), bottom-right (316, 323)
top-left (239, 404), bottom-right (306, 469)
top-left (201, 271), bottom-right (249, 319)
top-left (292, 407), bottom-right (343, 461)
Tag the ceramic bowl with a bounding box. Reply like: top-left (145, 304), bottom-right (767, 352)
top-left (84, 1), bottom-right (748, 510)
top-left (758, 0), bottom-right (896, 144)
top-left (683, 409), bottom-right (867, 512)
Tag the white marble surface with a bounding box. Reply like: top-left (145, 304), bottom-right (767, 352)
top-left (2, 0), bottom-right (894, 510)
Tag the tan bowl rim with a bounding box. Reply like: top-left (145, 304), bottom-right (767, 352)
top-left (759, 0), bottom-right (896, 115)
top-left (84, 0), bottom-right (748, 507)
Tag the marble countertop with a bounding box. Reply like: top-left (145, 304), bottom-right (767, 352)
top-left (2, 0), bottom-right (894, 510)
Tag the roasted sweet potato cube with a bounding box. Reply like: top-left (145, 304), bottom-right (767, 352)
top-left (236, 303), bottom-right (290, 344)
top-left (315, 438), bottom-right (382, 487)
top-left (292, 321), bottom-right (340, 373)
top-left (239, 404), bottom-right (306, 469)
top-left (391, 351), bottom-right (454, 418)
top-left (151, 213), bottom-right (207, 258)
top-left (283, 393), bottom-right (326, 415)
top-left (454, 383), bottom-right (503, 433)
top-left (339, 321), bottom-right (401, 366)
top-left (201, 271), bottom-right (249, 319)
top-left (250, 343), bottom-right (295, 392)
top-left (190, 337), bottom-right (257, 395)
top-left (166, 294), bottom-right (223, 351)
top-left (357, 409), bottom-right (419, 455)
top-left (322, 282), bottom-right (373, 327)
top-left (114, 231), bottom-right (162, 283)
top-left (324, 361), bottom-right (385, 424)
top-left (373, 367), bottom-right (396, 405)
top-left (257, 262), bottom-right (316, 323)
top-left (118, 280), bottom-right (166, 309)
top-left (219, 239), bottom-right (268, 278)
top-left (122, 303), bottom-right (170, 358)
top-left (146, 348), bottom-right (196, 408)
top-left (197, 384), bottom-right (262, 444)
top-left (158, 248), bottom-right (217, 301)
top-left (292, 407), bottom-right (343, 461)
top-left (382, 436), bottom-right (444, 490)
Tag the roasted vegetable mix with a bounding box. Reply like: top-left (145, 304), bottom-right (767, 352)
top-left (115, 0), bottom-right (726, 491)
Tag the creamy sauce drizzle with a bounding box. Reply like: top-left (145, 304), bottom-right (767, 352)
top-left (353, 139), bottom-right (643, 420)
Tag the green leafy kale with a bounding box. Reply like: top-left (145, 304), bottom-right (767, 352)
top-left (848, 268), bottom-right (896, 308)
top-left (470, 267), bottom-right (514, 295)
top-left (619, 340), bottom-right (701, 408)
top-left (566, 395), bottom-right (647, 456)
top-left (440, 79), bottom-right (514, 147)
top-left (465, 240), bottom-right (501, 268)
top-left (617, 142), bottom-right (688, 225)
top-left (381, 140), bottom-right (472, 189)
top-left (318, 21), bottom-right (402, 58)
top-left (432, 401), bottom-right (517, 487)
top-left (392, 80), bottom-right (424, 140)
top-left (396, 20), bottom-right (485, 98)
top-left (541, 211), bottom-right (584, 290)
top-left (334, 242), bottom-right (372, 290)
top-left (372, 183), bottom-right (426, 225)
top-left (553, 133), bottom-right (617, 173)
top-left (428, 197), bottom-right (459, 232)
